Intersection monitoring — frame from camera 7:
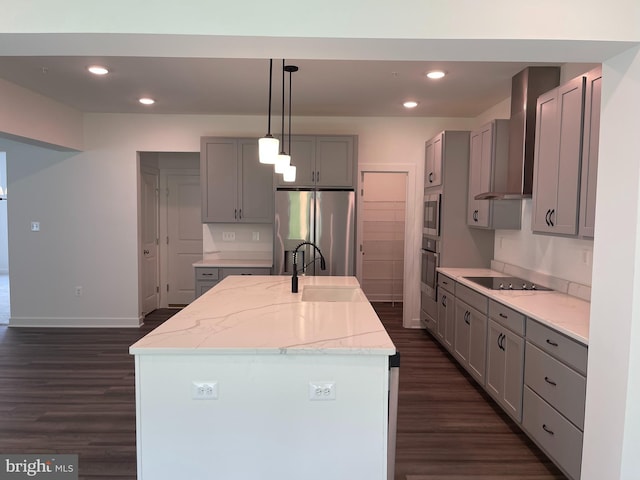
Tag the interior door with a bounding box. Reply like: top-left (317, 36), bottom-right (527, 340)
top-left (141, 169), bottom-right (159, 315)
top-left (166, 174), bottom-right (202, 306)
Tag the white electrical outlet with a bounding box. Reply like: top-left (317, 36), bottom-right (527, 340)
top-left (252, 231), bottom-right (260, 241)
top-left (31, 221), bottom-right (40, 232)
top-left (309, 382), bottom-right (336, 401)
top-left (192, 381), bottom-right (218, 400)
top-left (222, 231), bottom-right (235, 241)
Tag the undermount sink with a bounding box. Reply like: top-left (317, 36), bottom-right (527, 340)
top-left (301, 285), bottom-right (366, 302)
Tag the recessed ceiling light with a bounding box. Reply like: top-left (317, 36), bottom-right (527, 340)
top-left (403, 101), bottom-right (419, 109)
top-left (88, 65), bottom-right (109, 75)
top-left (426, 71), bottom-right (446, 79)
top-left (139, 98), bottom-right (155, 105)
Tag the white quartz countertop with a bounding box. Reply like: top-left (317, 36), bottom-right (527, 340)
top-left (438, 268), bottom-right (590, 345)
top-left (130, 275), bottom-right (396, 356)
top-left (193, 251), bottom-right (272, 268)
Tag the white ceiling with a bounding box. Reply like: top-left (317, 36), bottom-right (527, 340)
top-left (0, 56), bottom-right (572, 117)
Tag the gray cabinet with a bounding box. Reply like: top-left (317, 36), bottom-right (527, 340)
top-left (523, 319), bottom-right (588, 480)
top-left (578, 67), bottom-right (602, 238)
top-left (194, 266), bottom-right (272, 299)
top-left (424, 132), bottom-right (443, 188)
top-left (486, 316), bottom-right (525, 423)
top-left (531, 75), bottom-right (586, 235)
top-left (436, 275), bottom-right (455, 352)
top-left (420, 290), bottom-right (438, 333)
top-left (275, 135), bottom-right (356, 188)
top-left (453, 284), bottom-right (489, 385)
top-left (201, 137), bottom-right (274, 223)
top-left (467, 120), bottom-right (521, 229)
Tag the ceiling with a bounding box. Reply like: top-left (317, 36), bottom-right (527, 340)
top-left (0, 56), bottom-right (567, 117)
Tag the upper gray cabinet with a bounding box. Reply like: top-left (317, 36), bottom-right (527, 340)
top-left (578, 67), bottom-right (602, 238)
top-left (531, 75), bottom-right (587, 236)
top-left (531, 66), bottom-right (602, 237)
top-left (467, 120), bottom-right (521, 229)
top-left (200, 137), bottom-right (274, 223)
top-left (424, 132), bottom-right (443, 188)
top-left (275, 135), bottom-right (356, 188)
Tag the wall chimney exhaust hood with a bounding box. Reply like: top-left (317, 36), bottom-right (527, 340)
top-left (475, 66), bottom-right (560, 200)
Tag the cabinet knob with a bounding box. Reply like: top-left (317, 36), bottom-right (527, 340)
top-left (238, 209), bottom-right (242, 220)
top-left (546, 338), bottom-right (559, 347)
top-left (428, 172), bottom-right (434, 183)
top-left (464, 311), bottom-right (470, 325)
top-left (316, 171), bottom-right (320, 183)
top-left (542, 424), bottom-right (555, 435)
top-left (544, 376), bottom-right (557, 386)
top-left (549, 209), bottom-right (555, 227)
top-left (143, 249), bottom-right (150, 255)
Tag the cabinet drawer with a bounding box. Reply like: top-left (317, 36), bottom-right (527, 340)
top-left (220, 267), bottom-right (271, 278)
top-left (523, 387), bottom-right (583, 480)
top-left (455, 283), bottom-right (488, 315)
top-left (437, 274), bottom-right (455, 293)
top-left (195, 267), bottom-right (220, 280)
top-left (525, 342), bottom-right (586, 430)
top-left (527, 320), bottom-right (588, 375)
top-left (489, 300), bottom-right (525, 336)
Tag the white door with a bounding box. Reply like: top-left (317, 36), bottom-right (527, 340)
top-left (166, 174), bottom-right (202, 306)
top-left (141, 169), bottom-right (160, 315)
top-left (359, 171), bottom-right (407, 303)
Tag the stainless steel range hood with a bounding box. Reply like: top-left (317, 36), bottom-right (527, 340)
top-left (475, 66), bottom-right (560, 200)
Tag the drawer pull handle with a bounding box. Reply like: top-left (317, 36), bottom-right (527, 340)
top-left (202, 273), bottom-right (214, 276)
top-left (442, 281), bottom-right (448, 285)
top-left (542, 424), bottom-right (555, 435)
top-left (464, 311), bottom-right (470, 325)
top-left (546, 339), bottom-right (559, 347)
top-left (499, 313), bottom-right (508, 319)
top-left (544, 376), bottom-right (557, 386)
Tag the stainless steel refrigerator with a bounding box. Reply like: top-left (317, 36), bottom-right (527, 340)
top-left (274, 189), bottom-right (355, 276)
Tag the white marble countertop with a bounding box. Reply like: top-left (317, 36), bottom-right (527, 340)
top-left (437, 268), bottom-right (590, 345)
top-left (130, 275), bottom-right (396, 356)
top-left (193, 251), bottom-right (272, 268)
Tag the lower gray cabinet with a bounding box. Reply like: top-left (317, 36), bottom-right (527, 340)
top-left (522, 320), bottom-right (588, 480)
top-left (453, 298), bottom-right (488, 386)
top-left (195, 266), bottom-right (271, 299)
top-left (486, 319), bottom-right (525, 422)
top-left (437, 282), bottom-right (455, 353)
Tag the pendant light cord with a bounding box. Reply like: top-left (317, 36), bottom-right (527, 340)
top-left (280, 59), bottom-right (286, 154)
top-left (288, 68), bottom-right (292, 154)
top-left (267, 59), bottom-right (273, 136)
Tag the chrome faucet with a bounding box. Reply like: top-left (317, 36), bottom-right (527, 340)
top-left (291, 241), bottom-right (326, 293)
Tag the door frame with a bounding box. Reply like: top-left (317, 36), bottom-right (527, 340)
top-left (137, 161), bottom-right (160, 321)
top-left (357, 163), bottom-right (417, 328)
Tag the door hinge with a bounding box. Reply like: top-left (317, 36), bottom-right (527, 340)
top-left (361, 188), bottom-right (364, 196)
top-left (166, 236), bottom-right (169, 245)
top-left (156, 286), bottom-right (160, 293)
top-left (166, 284), bottom-right (169, 292)
top-left (156, 238), bottom-right (159, 245)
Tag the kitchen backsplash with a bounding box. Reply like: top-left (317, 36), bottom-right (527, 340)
top-left (203, 223), bottom-right (273, 254)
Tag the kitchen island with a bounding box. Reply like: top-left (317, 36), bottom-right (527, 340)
top-left (130, 275), bottom-right (396, 480)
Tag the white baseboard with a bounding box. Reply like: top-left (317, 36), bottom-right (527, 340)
top-left (9, 316), bottom-right (144, 328)
top-left (405, 317), bottom-right (423, 329)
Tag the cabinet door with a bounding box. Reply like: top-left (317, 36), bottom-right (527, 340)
top-left (454, 298), bottom-right (470, 365)
top-left (486, 320), bottom-right (505, 402)
top-left (532, 90), bottom-right (560, 233)
top-left (201, 138), bottom-right (238, 223)
top-left (553, 76), bottom-right (585, 235)
top-left (425, 133), bottom-right (443, 188)
top-left (502, 328), bottom-right (525, 421)
top-left (276, 136), bottom-right (315, 187)
top-left (238, 139), bottom-right (274, 223)
top-left (315, 136), bottom-right (354, 187)
top-left (467, 125), bottom-right (492, 227)
top-left (437, 290), bottom-right (453, 348)
top-left (579, 68), bottom-right (601, 238)
top-left (468, 307), bottom-right (488, 385)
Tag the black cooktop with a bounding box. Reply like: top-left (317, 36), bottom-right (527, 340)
top-left (463, 276), bottom-right (552, 291)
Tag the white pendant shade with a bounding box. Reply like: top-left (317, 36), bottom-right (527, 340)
top-left (259, 136), bottom-right (279, 164)
top-left (282, 164), bottom-right (296, 182)
top-left (275, 153), bottom-right (290, 174)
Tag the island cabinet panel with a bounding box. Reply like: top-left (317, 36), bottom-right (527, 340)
top-left (134, 353), bottom-right (390, 480)
top-left (275, 135), bottom-right (356, 188)
top-left (201, 137), bottom-right (274, 223)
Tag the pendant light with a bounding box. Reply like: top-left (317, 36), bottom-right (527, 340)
top-left (282, 64), bottom-right (298, 182)
top-left (275, 60), bottom-right (291, 174)
top-left (258, 59), bottom-right (279, 164)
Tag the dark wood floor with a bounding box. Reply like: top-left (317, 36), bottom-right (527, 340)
top-left (0, 305), bottom-right (565, 480)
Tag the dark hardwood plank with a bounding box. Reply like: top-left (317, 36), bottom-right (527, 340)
top-left (0, 304), bottom-right (566, 479)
